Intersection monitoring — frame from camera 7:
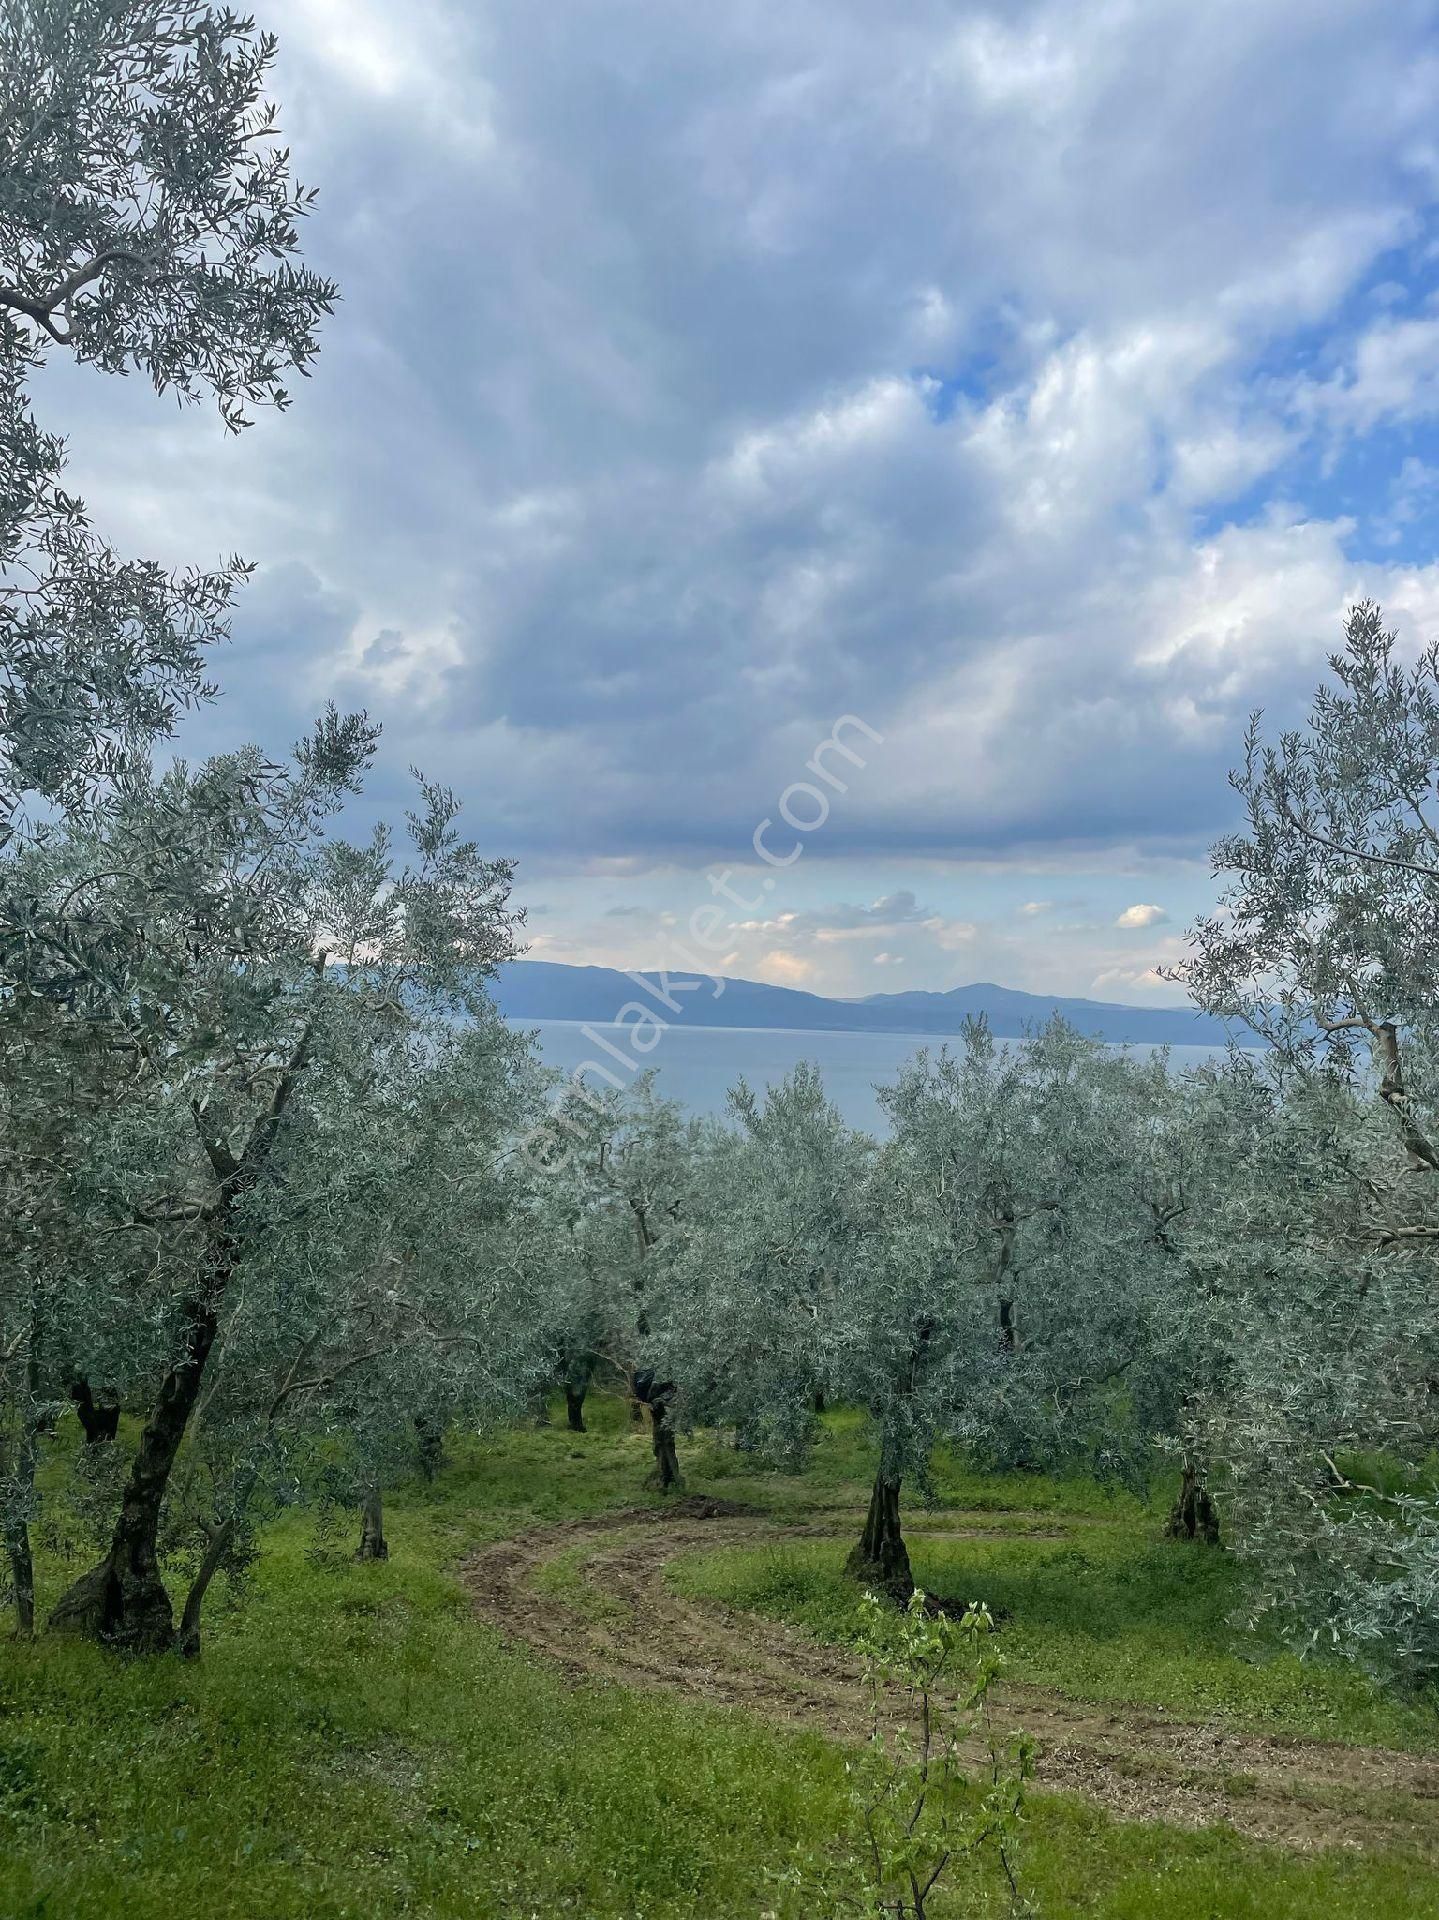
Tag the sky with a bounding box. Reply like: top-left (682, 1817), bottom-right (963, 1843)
top-left (35, 0), bottom-right (1439, 1003)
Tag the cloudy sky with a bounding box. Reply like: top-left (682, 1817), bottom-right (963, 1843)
top-left (39, 0), bottom-right (1439, 1001)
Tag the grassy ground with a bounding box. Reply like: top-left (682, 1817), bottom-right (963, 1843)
top-left (1, 1399), bottom-right (1437, 1917)
top-left (670, 1523), bottom-right (1439, 1750)
top-left (687, 1410), bottom-right (1439, 1746)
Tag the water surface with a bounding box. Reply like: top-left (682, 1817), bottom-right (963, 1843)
top-left (511, 1018), bottom-right (1239, 1133)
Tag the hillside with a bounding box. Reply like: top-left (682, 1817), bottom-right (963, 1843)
top-left (493, 959), bottom-right (1239, 1047)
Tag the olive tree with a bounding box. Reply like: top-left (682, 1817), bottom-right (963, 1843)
top-left (1105, 1052), bottom-right (1284, 1544)
top-left (1182, 600), bottom-right (1439, 1680)
top-left (843, 1020), bottom-right (1152, 1600)
top-left (532, 1193), bottom-right (609, 1436)
top-left (834, 1026), bottom-right (1021, 1600)
top-left (537, 1075), bottom-right (711, 1488)
top-left (0, 0), bottom-right (335, 819)
top-left (158, 1005), bottom-right (547, 1651)
top-left (1, 0), bottom-right (335, 1633)
top-left (656, 1064), bottom-right (874, 1467)
top-left (518, 1084), bottom-right (618, 1436)
top-left (36, 754), bottom-right (524, 1652)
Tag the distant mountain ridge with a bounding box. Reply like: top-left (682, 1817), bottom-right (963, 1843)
top-left (493, 959), bottom-right (1239, 1047)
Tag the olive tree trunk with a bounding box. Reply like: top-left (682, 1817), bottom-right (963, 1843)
top-left (68, 1377), bottom-right (119, 1444)
top-left (565, 1384), bottom-right (588, 1432)
top-left (49, 1288), bottom-right (220, 1651)
top-left (1166, 1461), bottom-right (1220, 1545)
top-left (48, 1019), bottom-right (313, 1654)
top-left (176, 1517), bottom-right (237, 1659)
top-left (4, 1344), bottom-right (43, 1636)
top-left (4, 1515), bottom-right (35, 1638)
top-left (846, 1471), bottom-right (914, 1602)
top-left (647, 1402), bottom-right (682, 1491)
top-left (3, 1410), bottom-right (39, 1638)
top-left (355, 1485), bottom-right (389, 1561)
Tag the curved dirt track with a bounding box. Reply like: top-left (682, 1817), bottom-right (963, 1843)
top-left (462, 1498), bottom-right (1439, 1858)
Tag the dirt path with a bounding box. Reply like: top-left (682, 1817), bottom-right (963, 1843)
top-left (462, 1499), bottom-right (1439, 1857)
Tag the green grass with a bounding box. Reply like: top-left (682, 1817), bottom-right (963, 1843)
top-left (1, 1400), bottom-right (1438, 1917)
top-left (530, 1538), bottom-right (633, 1623)
top-left (690, 1405), bottom-right (1151, 1524)
top-left (670, 1528), bottom-right (1439, 1753)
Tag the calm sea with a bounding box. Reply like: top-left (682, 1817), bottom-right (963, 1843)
top-left (509, 1019), bottom-right (1240, 1134)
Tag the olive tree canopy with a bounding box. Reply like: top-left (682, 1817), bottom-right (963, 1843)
top-left (0, 1), bottom-right (335, 822)
top-left (1184, 602), bottom-right (1439, 1682)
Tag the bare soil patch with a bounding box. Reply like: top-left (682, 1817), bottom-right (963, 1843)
top-left (461, 1505), bottom-right (1439, 1857)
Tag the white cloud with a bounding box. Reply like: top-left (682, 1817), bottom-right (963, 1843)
top-left (760, 950), bottom-right (815, 985)
top-left (283, 0), bottom-right (498, 153)
top-left (42, 0), bottom-right (1439, 1001)
top-left (1296, 315), bottom-right (1439, 436)
top-left (1116, 903), bottom-right (1168, 929)
top-left (1091, 964), bottom-right (1176, 996)
top-left (1168, 420), bottom-right (1296, 507)
top-left (1372, 457), bottom-right (1439, 547)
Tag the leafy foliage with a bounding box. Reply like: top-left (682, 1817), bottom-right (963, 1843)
top-left (775, 1587), bottom-right (1032, 1918)
top-left (1181, 602), bottom-right (1439, 1684)
top-left (0, 1), bottom-right (541, 1654)
top-left (0, 1), bottom-right (336, 424)
top-left (0, 3), bottom-right (335, 823)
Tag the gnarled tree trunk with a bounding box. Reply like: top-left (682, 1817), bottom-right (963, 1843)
top-left (633, 1369), bottom-right (681, 1491)
top-left (68, 1377), bottom-right (119, 1444)
top-left (1166, 1461), bottom-right (1220, 1545)
top-left (647, 1401), bottom-right (682, 1491)
top-left (565, 1384), bottom-right (587, 1432)
top-left (846, 1471), bottom-right (914, 1602)
top-left (50, 1288), bottom-right (220, 1651)
top-left (49, 1011), bottom-right (314, 1654)
top-left (355, 1485), bottom-right (388, 1561)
